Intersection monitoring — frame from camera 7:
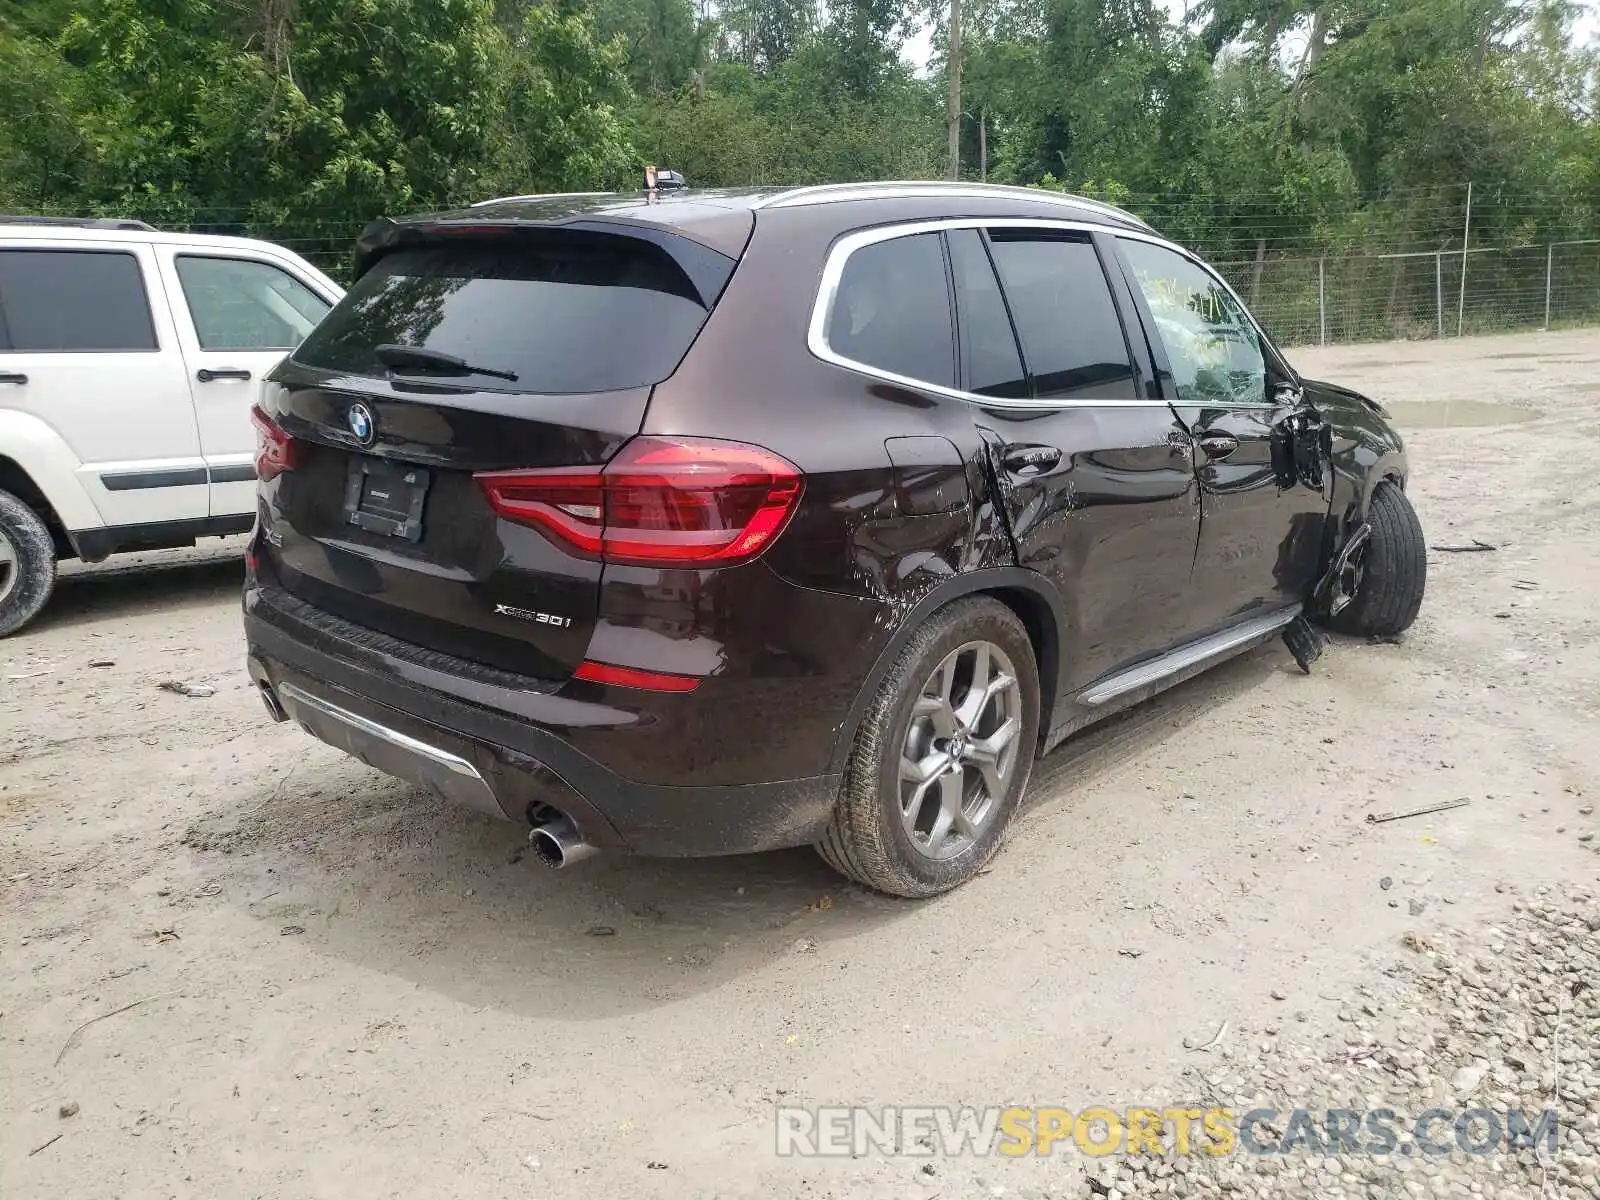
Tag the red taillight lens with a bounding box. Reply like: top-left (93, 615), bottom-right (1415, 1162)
top-left (251, 405), bottom-right (300, 483)
top-left (475, 436), bottom-right (804, 567)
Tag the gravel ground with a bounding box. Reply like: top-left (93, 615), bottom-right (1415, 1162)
top-left (1122, 883), bottom-right (1600, 1199)
top-left (2, 329), bottom-right (1600, 1198)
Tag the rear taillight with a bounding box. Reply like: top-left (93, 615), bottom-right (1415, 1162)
top-left (251, 405), bottom-right (300, 483)
top-left (475, 436), bottom-right (804, 567)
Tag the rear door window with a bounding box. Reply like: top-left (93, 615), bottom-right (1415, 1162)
top-left (0, 249), bottom-right (157, 352)
top-left (986, 234), bottom-right (1138, 401)
top-left (824, 232), bottom-right (955, 389)
top-left (293, 232), bottom-right (725, 393)
top-left (175, 255), bottom-right (331, 350)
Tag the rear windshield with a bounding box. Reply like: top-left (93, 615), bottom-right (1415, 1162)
top-left (293, 232), bottom-right (721, 393)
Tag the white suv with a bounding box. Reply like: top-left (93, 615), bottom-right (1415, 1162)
top-left (0, 217), bottom-right (343, 635)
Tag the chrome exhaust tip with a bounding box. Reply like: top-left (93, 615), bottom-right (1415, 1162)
top-left (258, 681), bottom-right (288, 723)
top-left (529, 814), bottom-right (598, 869)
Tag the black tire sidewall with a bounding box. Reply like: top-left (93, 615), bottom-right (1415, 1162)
top-left (868, 601), bottom-right (1041, 894)
top-left (0, 489), bottom-right (58, 637)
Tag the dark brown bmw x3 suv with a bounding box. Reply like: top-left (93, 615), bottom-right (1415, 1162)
top-left (244, 181), bottom-right (1425, 896)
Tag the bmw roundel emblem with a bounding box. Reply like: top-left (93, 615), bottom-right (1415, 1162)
top-left (347, 402), bottom-right (375, 446)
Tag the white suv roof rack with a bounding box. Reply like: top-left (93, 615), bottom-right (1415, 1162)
top-left (753, 181), bottom-right (1151, 229)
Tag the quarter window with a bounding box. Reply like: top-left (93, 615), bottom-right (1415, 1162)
top-left (0, 249), bottom-right (157, 352)
top-left (175, 256), bottom-right (331, 351)
top-left (986, 233), bottom-right (1138, 401)
top-left (824, 233), bottom-right (955, 389)
top-left (1118, 238), bottom-right (1266, 406)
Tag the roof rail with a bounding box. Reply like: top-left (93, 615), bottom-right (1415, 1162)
top-left (753, 181), bottom-right (1152, 229)
top-left (0, 215), bottom-right (158, 231)
top-left (469, 192), bottom-right (615, 208)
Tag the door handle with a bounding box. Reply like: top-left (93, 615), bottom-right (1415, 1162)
top-left (1197, 433), bottom-right (1240, 460)
top-left (0, 372), bottom-right (27, 386)
top-left (1000, 445), bottom-right (1063, 476)
top-left (197, 367), bottom-right (252, 383)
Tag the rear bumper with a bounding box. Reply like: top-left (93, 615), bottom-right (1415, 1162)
top-left (244, 584), bottom-right (842, 857)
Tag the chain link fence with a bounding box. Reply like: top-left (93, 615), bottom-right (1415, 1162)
top-left (1211, 240), bottom-right (1600, 348)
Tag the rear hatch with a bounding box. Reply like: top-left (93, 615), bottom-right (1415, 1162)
top-left (257, 221), bottom-right (743, 681)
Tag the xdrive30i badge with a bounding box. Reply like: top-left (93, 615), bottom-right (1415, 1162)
top-left (495, 603), bottom-right (573, 628)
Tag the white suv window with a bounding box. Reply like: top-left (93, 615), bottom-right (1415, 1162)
top-left (174, 255), bottom-right (331, 351)
top-left (0, 249), bottom-right (158, 352)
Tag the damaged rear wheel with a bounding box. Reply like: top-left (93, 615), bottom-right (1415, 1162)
top-left (1331, 481), bottom-right (1426, 637)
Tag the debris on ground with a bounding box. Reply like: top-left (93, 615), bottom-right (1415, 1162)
top-left (1431, 538), bottom-right (1498, 552)
top-left (88, 659), bottom-right (116, 668)
top-left (1379, 876), bottom-right (1393, 890)
top-left (54, 995), bottom-right (175, 1067)
top-left (586, 925), bottom-right (617, 937)
top-left (1366, 798), bottom-right (1471, 824)
top-left (1281, 615), bottom-right (1326, 674)
top-left (1183, 1021), bottom-right (1229, 1052)
top-left (278, 925), bottom-right (305, 936)
top-left (59, 1101), bottom-right (79, 1119)
top-left (157, 680), bottom-right (216, 698)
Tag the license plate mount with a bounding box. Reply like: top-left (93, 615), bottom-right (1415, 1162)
top-left (342, 457), bottom-right (430, 542)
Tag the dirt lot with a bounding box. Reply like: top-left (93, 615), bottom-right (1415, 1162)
top-left (3, 330), bottom-right (1599, 1199)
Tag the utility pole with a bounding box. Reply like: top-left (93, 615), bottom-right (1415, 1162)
top-left (1457, 181), bottom-right (1472, 337)
top-left (979, 108), bottom-right (987, 183)
top-left (946, 0), bottom-right (962, 181)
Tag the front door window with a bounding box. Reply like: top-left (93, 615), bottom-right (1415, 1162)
top-left (1118, 240), bottom-right (1266, 407)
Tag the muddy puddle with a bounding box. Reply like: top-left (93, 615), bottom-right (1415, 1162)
top-left (1380, 399), bottom-right (1542, 428)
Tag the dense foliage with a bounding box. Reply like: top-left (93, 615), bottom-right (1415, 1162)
top-left (1, 0), bottom-right (1595, 274)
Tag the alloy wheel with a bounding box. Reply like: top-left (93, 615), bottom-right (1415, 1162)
top-left (899, 639), bottom-right (1023, 861)
top-left (0, 526), bottom-right (17, 607)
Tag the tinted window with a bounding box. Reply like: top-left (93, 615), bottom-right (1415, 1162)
top-left (1118, 238), bottom-right (1266, 406)
top-left (295, 232), bottom-right (722, 393)
top-left (0, 250), bottom-right (156, 352)
top-left (825, 233), bottom-right (954, 388)
top-left (987, 235), bottom-right (1137, 400)
top-left (948, 230), bottom-right (1027, 399)
top-left (176, 256), bottom-right (331, 350)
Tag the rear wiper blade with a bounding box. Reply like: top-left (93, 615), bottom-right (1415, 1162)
top-left (374, 343), bottom-right (519, 383)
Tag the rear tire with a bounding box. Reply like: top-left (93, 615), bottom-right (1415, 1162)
top-left (817, 597), bottom-right (1040, 898)
top-left (1331, 481), bottom-right (1426, 637)
top-left (0, 488), bottom-right (57, 637)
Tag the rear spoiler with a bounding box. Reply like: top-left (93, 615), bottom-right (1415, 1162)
top-left (351, 217), bottom-right (740, 311)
